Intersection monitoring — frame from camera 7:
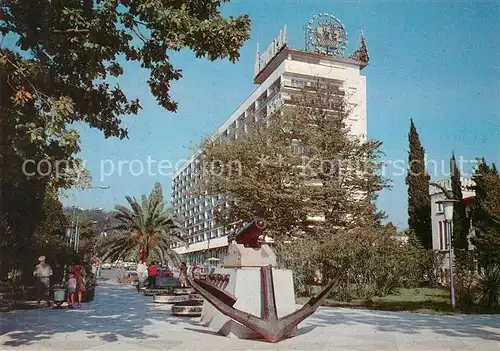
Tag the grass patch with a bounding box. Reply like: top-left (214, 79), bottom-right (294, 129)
top-left (297, 288), bottom-right (498, 314)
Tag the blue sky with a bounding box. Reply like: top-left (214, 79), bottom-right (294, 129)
top-left (62, 0), bottom-right (499, 229)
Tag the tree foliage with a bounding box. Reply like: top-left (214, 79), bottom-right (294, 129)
top-left (279, 225), bottom-right (427, 300)
top-left (101, 182), bottom-right (187, 265)
top-left (0, 185), bottom-right (78, 283)
top-left (1, 0), bottom-right (251, 139)
top-left (450, 153), bottom-right (471, 255)
top-left (470, 159), bottom-right (500, 269)
top-left (406, 119), bottom-right (432, 249)
top-left (0, 0), bottom-right (250, 276)
top-left (199, 82), bottom-right (388, 243)
top-left (194, 82), bottom-right (426, 299)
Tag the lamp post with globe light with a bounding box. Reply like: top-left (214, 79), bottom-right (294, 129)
top-left (436, 198), bottom-right (459, 310)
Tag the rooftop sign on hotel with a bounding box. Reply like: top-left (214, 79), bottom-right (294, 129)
top-left (306, 13), bottom-right (347, 58)
top-left (253, 25), bottom-right (287, 79)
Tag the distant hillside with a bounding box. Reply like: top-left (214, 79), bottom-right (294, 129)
top-left (62, 208), bottom-right (119, 235)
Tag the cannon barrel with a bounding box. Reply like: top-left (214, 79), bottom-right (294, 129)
top-left (234, 218), bottom-right (266, 247)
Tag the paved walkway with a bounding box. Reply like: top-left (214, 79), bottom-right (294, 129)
top-left (1, 277), bottom-right (499, 350)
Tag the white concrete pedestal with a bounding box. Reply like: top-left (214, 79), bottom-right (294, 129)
top-left (200, 267), bottom-right (297, 339)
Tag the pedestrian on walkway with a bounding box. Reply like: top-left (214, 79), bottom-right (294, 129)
top-left (179, 262), bottom-right (188, 287)
top-left (147, 261), bottom-right (157, 289)
top-left (67, 271), bottom-right (77, 308)
top-left (73, 264), bottom-right (86, 308)
top-left (137, 260), bottom-right (148, 288)
top-left (192, 262), bottom-right (201, 279)
top-left (33, 256), bottom-right (53, 306)
top-left (96, 259), bottom-right (101, 279)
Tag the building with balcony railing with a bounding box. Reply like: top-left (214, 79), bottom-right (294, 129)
top-left (171, 17), bottom-right (370, 264)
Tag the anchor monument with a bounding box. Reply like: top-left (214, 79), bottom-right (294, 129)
top-left (187, 218), bottom-right (337, 343)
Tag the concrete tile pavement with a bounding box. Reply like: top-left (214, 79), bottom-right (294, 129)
top-left (1, 275), bottom-right (499, 350)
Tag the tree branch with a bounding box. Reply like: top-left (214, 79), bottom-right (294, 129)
top-left (131, 25), bottom-right (148, 43)
top-left (2, 53), bottom-right (54, 108)
top-left (133, 19), bottom-right (148, 26)
top-left (52, 29), bottom-right (90, 34)
top-left (429, 182), bottom-right (453, 199)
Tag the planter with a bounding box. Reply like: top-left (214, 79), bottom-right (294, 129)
top-left (153, 294), bottom-right (189, 304)
top-left (188, 294), bottom-right (204, 302)
top-left (83, 288), bottom-right (95, 302)
top-left (174, 287), bottom-right (194, 295)
top-left (143, 288), bottom-right (174, 296)
top-left (53, 288), bottom-right (66, 308)
top-left (171, 300), bottom-right (204, 317)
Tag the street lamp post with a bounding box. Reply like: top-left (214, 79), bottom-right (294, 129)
top-left (436, 199), bottom-right (459, 310)
top-left (65, 227), bottom-right (72, 245)
top-left (74, 209), bottom-right (102, 253)
top-left (69, 185), bottom-right (109, 251)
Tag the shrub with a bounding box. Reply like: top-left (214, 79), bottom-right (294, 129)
top-left (477, 264), bottom-right (500, 310)
top-left (278, 224), bottom-right (428, 301)
top-left (276, 240), bottom-right (319, 297)
top-left (454, 268), bottom-right (477, 309)
top-left (453, 251), bottom-right (478, 309)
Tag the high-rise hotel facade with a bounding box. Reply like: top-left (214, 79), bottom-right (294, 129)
top-left (171, 15), bottom-right (370, 263)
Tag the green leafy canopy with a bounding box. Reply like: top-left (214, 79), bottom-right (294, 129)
top-left (0, 1), bottom-right (250, 271)
top-left (198, 81), bottom-right (389, 243)
top-left (1, 0), bottom-right (251, 139)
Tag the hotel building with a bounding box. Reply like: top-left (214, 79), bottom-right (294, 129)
top-left (171, 17), bottom-right (370, 263)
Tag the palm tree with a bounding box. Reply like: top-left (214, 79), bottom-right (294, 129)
top-left (101, 183), bottom-right (187, 265)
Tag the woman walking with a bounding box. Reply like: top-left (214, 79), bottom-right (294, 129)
top-left (73, 264), bottom-right (86, 308)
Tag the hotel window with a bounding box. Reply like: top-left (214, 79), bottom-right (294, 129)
top-left (247, 104), bottom-right (255, 115)
top-left (291, 139), bottom-right (303, 155)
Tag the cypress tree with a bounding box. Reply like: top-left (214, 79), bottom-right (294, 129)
top-left (470, 159), bottom-right (500, 269)
top-left (450, 153), bottom-right (470, 251)
top-left (406, 119), bottom-right (432, 249)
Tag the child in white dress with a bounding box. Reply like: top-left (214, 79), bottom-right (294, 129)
top-left (67, 273), bottom-right (77, 308)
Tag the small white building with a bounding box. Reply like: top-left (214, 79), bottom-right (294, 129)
top-left (429, 178), bottom-right (475, 285)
